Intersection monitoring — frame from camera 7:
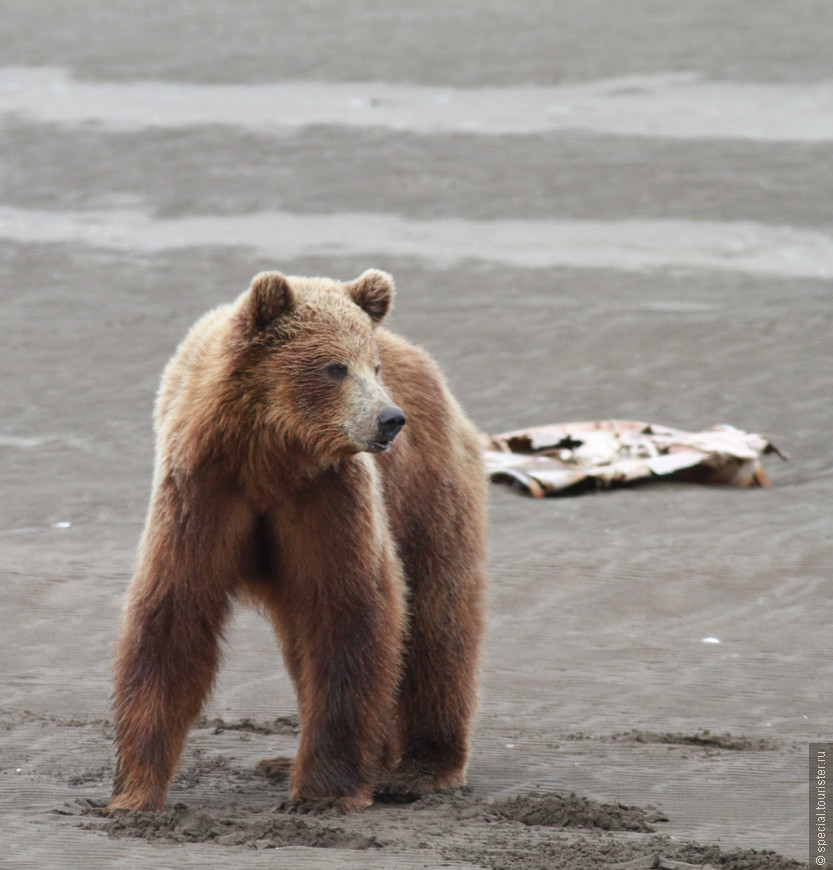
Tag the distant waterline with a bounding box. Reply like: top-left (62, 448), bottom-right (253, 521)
top-left (2, 67), bottom-right (833, 141)
top-left (1, 206), bottom-right (831, 278)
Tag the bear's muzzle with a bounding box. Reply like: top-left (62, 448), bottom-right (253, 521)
top-left (367, 406), bottom-right (406, 452)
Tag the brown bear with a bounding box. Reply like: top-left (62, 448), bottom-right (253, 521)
top-left (109, 269), bottom-right (487, 814)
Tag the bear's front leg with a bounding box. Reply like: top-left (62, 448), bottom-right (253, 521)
top-left (110, 586), bottom-right (229, 813)
top-left (272, 507), bottom-right (407, 813)
top-left (109, 479), bottom-right (240, 813)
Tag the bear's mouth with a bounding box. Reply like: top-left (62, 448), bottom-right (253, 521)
top-left (366, 439), bottom-right (392, 453)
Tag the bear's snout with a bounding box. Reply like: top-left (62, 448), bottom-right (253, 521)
top-left (370, 406), bottom-right (406, 451)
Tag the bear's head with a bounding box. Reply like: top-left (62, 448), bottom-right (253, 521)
top-left (232, 269), bottom-right (406, 463)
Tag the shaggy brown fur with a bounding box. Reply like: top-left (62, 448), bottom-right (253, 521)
top-left (109, 269), bottom-right (487, 814)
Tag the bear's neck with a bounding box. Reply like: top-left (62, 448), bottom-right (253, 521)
top-left (240, 430), bottom-right (359, 497)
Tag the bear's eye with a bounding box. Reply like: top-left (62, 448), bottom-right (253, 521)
top-left (375, 363), bottom-right (382, 377)
top-left (324, 363), bottom-right (349, 380)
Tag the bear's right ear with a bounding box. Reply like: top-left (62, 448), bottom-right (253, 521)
top-left (247, 272), bottom-right (294, 331)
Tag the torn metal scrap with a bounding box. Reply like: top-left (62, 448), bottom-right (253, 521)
top-left (482, 420), bottom-right (787, 498)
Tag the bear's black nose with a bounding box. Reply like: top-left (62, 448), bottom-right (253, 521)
top-left (377, 406), bottom-right (406, 442)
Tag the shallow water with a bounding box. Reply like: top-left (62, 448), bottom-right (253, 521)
top-left (1, 206), bottom-right (832, 278)
top-left (2, 66), bottom-right (833, 141)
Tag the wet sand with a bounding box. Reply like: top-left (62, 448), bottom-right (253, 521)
top-left (1, 2), bottom-right (830, 867)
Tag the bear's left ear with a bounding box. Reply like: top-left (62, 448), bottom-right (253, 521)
top-left (346, 269), bottom-right (394, 323)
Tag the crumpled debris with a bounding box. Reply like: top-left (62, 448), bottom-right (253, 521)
top-left (481, 420), bottom-right (787, 498)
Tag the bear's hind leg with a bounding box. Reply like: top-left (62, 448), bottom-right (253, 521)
top-left (381, 530), bottom-right (487, 799)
